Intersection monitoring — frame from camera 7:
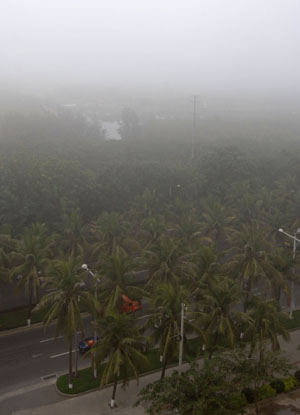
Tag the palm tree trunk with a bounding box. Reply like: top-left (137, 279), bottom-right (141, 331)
top-left (110, 377), bottom-right (118, 408)
top-left (248, 339), bottom-right (255, 359)
top-left (74, 330), bottom-right (78, 377)
top-left (209, 331), bottom-right (218, 360)
top-left (160, 355), bottom-right (167, 379)
top-left (254, 391), bottom-right (260, 414)
top-left (27, 289), bottom-right (33, 326)
top-left (68, 338), bottom-right (73, 389)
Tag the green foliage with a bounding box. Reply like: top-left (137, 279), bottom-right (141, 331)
top-left (269, 379), bottom-right (285, 394)
top-left (258, 384), bottom-right (276, 400)
top-left (242, 388), bottom-right (254, 403)
top-left (135, 359), bottom-right (247, 415)
top-left (283, 376), bottom-right (299, 392)
top-left (294, 369), bottom-right (300, 383)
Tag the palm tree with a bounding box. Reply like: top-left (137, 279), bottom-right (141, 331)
top-left (98, 247), bottom-right (146, 311)
top-left (90, 211), bottom-right (130, 257)
top-left (170, 210), bottom-right (203, 250)
top-left (58, 209), bottom-right (89, 258)
top-left (228, 222), bottom-right (282, 310)
top-left (94, 311), bottom-right (149, 408)
top-left (199, 276), bottom-right (243, 358)
top-left (145, 236), bottom-right (196, 289)
top-left (10, 223), bottom-right (52, 325)
top-left (246, 297), bottom-right (290, 360)
top-left (146, 282), bottom-right (200, 379)
top-left (200, 197), bottom-right (236, 252)
top-left (36, 255), bottom-right (92, 389)
top-left (138, 214), bottom-right (167, 250)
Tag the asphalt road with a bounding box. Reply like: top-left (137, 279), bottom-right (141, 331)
top-left (0, 317), bottom-right (94, 393)
top-left (0, 300), bottom-right (152, 415)
top-left (0, 287), bottom-right (296, 415)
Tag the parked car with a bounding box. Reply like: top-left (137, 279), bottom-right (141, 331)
top-left (78, 336), bottom-right (99, 354)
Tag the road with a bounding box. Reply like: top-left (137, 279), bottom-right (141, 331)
top-left (0, 287), bottom-right (298, 415)
top-left (0, 303), bottom-right (151, 415)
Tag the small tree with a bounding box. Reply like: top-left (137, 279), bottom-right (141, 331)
top-left (135, 358), bottom-right (246, 415)
top-left (232, 347), bottom-right (290, 415)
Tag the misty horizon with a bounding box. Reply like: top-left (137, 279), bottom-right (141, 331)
top-left (0, 0), bottom-right (299, 95)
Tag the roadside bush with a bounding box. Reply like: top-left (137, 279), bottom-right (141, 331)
top-left (283, 376), bottom-right (298, 392)
top-left (294, 369), bottom-right (300, 383)
top-left (258, 384), bottom-right (276, 400)
top-left (270, 379), bottom-right (285, 394)
top-left (242, 388), bottom-right (254, 403)
top-left (227, 393), bottom-right (247, 410)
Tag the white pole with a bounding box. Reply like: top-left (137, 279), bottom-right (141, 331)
top-left (290, 235), bottom-right (297, 319)
top-left (93, 284), bottom-right (97, 378)
top-left (279, 229), bottom-right (298, 319)
top-left (178, 303), bottom-right (185, 375)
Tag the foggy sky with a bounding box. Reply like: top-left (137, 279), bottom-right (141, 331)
top-left (1, 0), bottom-right (300, 93)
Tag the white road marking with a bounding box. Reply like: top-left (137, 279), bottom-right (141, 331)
top-left (137, 314), bottom-right (151, 320)
top-left (40, 335), bottom-right (63, 343)
top-left (32, 353), bottom-right (43, 358)
top-left (50, 349), bottom-right (77, 359)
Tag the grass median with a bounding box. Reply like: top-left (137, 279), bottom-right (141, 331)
top-left (56, 337), bottom-right (203, 395)
top-left (56, 310), bottom-right (300, 396)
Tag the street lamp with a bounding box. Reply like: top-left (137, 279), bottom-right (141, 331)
top-left (278, 228), bottom-right (300, 318)
top-left (81, 264), bottom-right (100, 378)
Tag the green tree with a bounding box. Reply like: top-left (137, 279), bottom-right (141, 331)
top-left (146, 282), bottom-right (200, 379)
top-left (200, 276), bottom-right (243, 358)
top-left (145, 236), bottom-right (196, 289)
top-left (135, 358), bottom-right (246, 415)
top-left (232, 348), bottom-right (290, 415)
top-left (10, 223), bottom-right (52, 324)
top-left (36, 256), bottom-right (92, 389)
top-left (228, 222), bottom-right (282, 310)
top-left (94, 311), bottom-right (148, 408)
top-left (246, 297), bottom-right (290, 359)
top-left (98, 247), bottom-right (145, 311)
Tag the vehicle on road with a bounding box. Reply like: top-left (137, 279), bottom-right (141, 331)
top-left (121, 294), bottom-right (141, 313)
top-left (78, 336), bottom-right (99, 354)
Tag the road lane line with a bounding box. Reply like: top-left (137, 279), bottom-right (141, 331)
top-left (50, 349), bottom-right (77, 358)
top-left (40, 335), bottom-right (63, 343)
top-left (137, 314), bottom-right (151, 320)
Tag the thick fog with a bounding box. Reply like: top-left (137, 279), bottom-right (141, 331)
top-left (0, 0), bottom-right (300, 94)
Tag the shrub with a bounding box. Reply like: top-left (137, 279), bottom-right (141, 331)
top-left (294, 369), bottom-right (300, 383)
top-left (227, 393), bottom-right (247, 410)
top-left (242, 388), bottom-right (254, 403)
top-left (270, 379), bottom-right (285, 394)
top-left (283, 376), bottom-right (298, 392)
top-left (258, 384), bottom-right (276, 400)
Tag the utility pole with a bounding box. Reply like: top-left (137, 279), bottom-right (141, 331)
top-left (191, 95), bottom-right (197, 160)
top-left (278, 228), bottom-right (300, 318)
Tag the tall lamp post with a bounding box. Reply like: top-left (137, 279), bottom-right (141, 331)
top-left (81, 264), bottom-right (100, 378)
top-left (278, 228), bottom-right (300, 318)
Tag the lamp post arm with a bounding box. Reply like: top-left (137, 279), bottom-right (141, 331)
top-left (278, 229), bottom-right (300, 244)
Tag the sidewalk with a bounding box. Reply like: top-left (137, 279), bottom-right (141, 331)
top-left (11, 362), bottom-right (189, 415)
